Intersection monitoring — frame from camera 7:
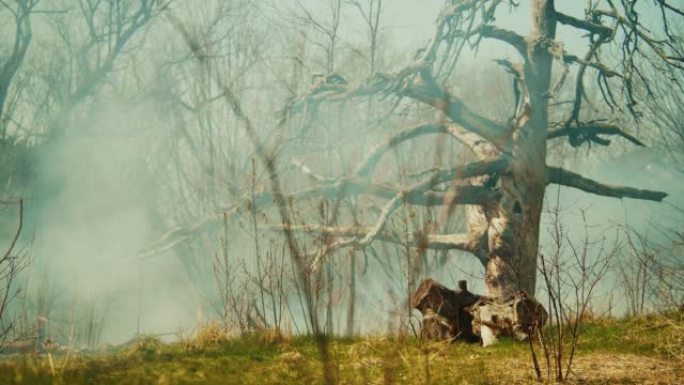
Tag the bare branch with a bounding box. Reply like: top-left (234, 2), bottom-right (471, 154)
top-left (291, 158), bottom-right (331, 183)
top-left (0, 0), bottom-right (40, 130)
top-left (563, 54), bottom-right (623, 79)
top-left (236, 175), bottom-right (500, 211)
top-left (1, 200), bottom-right (23, 265)
top-left (547, 166), bottom-right (667, 202)
top-left (265, 224), bottom-right (486, 257)
top-left (494, 59), bottom-right (530, 127)
top-left (67, 0), bottom-right (158, 104)
top-left (355, 122), bottom-right (509, 177)
top-left (286, 68), bottom-right (510, 148)
top-left (401, 70), bottom-right (511, 148)
top-left (139, 173), bottom-right (501, 259)
top-left (656, 0), bottom-right (684, 18)
top-left (548, 122), bottom-right (645, 147)
top-left (554, 11), bottom-right (612, 37)
top-left (355, 123), bottom-right (449, 177)
top-left (594, 8), bottom-right (684, 70)
top-left (321, 147), bottom-right (505, 269)
top-left (565, 35), bottom-right (610, 129)
top-left (445, 123), bottom-right (500, 159)
top-left (475, 24), bottom-right (527, 57)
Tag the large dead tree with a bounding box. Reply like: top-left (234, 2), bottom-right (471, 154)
top-left (268, 0), bottom-right (678, 297)
top-left (143, 0), bottom-right (679, 339)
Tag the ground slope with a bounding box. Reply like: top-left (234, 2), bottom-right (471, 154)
top-left (1, 316), bottom-right (682, 384)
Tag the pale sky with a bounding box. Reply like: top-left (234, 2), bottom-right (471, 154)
top-left (293, 0), bottom-right (671, 65)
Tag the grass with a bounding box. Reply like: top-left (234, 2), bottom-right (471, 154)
top-left (1, 315), bottom-right (682, 385)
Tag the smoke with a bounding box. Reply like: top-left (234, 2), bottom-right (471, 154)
top-left (28, 98), bottom-right (198, 343)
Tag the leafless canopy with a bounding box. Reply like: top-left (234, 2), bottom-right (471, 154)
top-left (143, 1), bottom-right (676, 276)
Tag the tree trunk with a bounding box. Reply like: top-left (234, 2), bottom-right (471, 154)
top-left (480, 0), bottom-right (556, 300)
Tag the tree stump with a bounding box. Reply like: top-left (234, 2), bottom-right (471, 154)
top-left (411, 279), bottom-right (481, 342)
top-left (412, 278), bottom-right (547, 346)
top-left (468, 291), bottom-right (548, 346)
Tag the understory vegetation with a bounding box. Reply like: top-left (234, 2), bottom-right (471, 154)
top-left (1, 313), bottom-right (682, 385)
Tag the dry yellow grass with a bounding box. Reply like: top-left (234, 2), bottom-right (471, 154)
top-left (0, 314), bottom-right (682, 384)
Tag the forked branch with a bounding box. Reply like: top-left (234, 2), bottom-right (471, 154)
top-left (139, 160), bottom-right (504, 259)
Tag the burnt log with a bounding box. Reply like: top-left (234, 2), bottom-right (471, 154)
top-left (411, 279), bottom-right (481, 342)
top-left (412, 278), bottom-right (548, 346)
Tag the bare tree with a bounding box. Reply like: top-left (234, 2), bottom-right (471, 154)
top-left (348, 0), bottom-right (383, 76)
top-left (288, 0), bottom-right (343, 75)
top-left (0, 0), bottom-right (168, 354)
top-left (531, 206), bottom-right (613, 382)
top-left (0, 0), bottom-right (40, 138)
top-left (44, 0), bottom-right (164, 138)
top-left (261, 1), bottom-right (674, 299)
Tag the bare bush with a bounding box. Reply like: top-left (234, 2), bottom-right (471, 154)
top-left (619, 229), bottom-right (657, 316)
top-left (619, 225), bottom-right (684, 313)
top-left (0, 199), bottom-right (30, 349)
top-left (530, 206), bottom-right (613, 382)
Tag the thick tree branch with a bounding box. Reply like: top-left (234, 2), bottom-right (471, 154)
top-left (303, 165), bottom-right (497, 268)
top-left (555, 11), bottom-right (612, 37)
top-left (274, 174), bottom-right (500, 208)
top-left (474, 24), bottom-right (527, 57)
top-left (400, 71), bottom-right (510, 147)
top-left (291, 158), bottom-right (331, 183)
top-left (354, 158), bottom-right (502, 243)
top-left (547, 166), bottom-right (668, 202)
top-left (445, 123), bottom-right (500, 159)
top-left (566, 35), bottom-right (610, 129)
top-left (355, 123), bottom-right (509, 177)
top-left (266, 225), bottom-right (487, 264)
top-left (284, 67), bottom-right (510, 149)
top-left (548, 122), bottom-right (644, 147)
top-left (139, 169), bottom-right (502, 259)
top-left (278, 0), bottom-right (514, 149)
top-left (355, 123), bottom-right (450, 177)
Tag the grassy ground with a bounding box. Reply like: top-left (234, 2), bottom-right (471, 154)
top-left (1, 315), bottom-right (682, 385)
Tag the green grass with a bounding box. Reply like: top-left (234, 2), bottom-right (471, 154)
top-left (1, 315), bottom-right (682, 385)
top-left (576, 313), bottom-right (684, 357)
